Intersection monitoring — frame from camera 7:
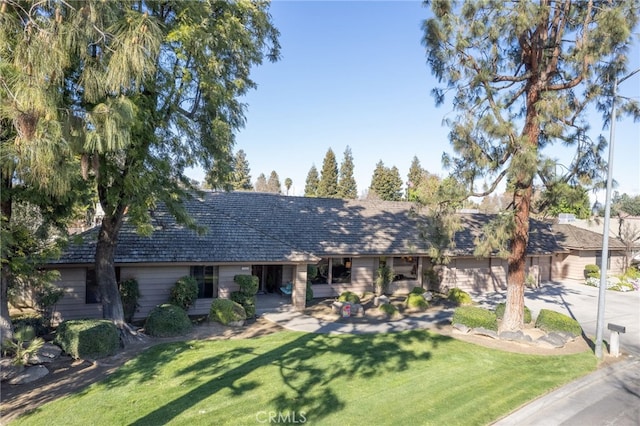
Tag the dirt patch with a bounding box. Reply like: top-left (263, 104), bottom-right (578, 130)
top-left (0, 317), bottom-right (282, 424)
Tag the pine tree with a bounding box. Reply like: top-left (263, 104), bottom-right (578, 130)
top-left (317, 148), bottom-right (338, 198)
top-left (424, 0), bottom-right (638, 332)
top-left (304, 165), bottom-right (320, 197)
top-left (406, 156), bottom-right (424, 201)
top-left (255, 173), bottom-right (268, 192)
top-left (337, 146), bottom-right (358, 199)
top-left (232, 149), bottom-right (253, 191)
top-left (267, 170), bottom-right (282, 194)
top-left (369, 161), bottom-right (403, 201)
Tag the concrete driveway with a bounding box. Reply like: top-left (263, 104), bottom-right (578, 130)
top-left (475, 280), bottom-right (640, 356)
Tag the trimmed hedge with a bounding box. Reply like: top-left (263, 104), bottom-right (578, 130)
top-left (448, 288), bottom-right (473, 305)
top-left (535, 309), bottom-right (582, 337)
top-left (452, 306), bottom-right (498, 331)
top-left (144, 304), bottom-right (192, 337)
top-left (231, 275), bottom-right (259, 318)
top-left (170, 276), bottom-right (199, 310)
top-left (378, 303), bottom-right (398, 316)
top-left (405, 293), bottom-right (429, 311)
top-left (584, 264), bottom-right (600, 279)
top-left (410, 287), bottom-right (426, 295)
top-left (54, 319), bottom-right (119, 359)
top-left (495, 303), bottom-right (532, 324)
top-left (338, 291), bottom-right (361, 304)
top-left (210, 299), bottom-right (247, 326)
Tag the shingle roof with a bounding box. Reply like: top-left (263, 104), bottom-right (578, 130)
top-left (552, 223), bottom-right (626, 250)
top-left (53, 192), bottom-right (563, 265)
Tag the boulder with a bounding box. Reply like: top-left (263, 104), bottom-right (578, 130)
top-left (351, 303), bottom-right (365, 317)
top-left (452, 323), bottom-right (470, 334)
top-left (374, 295), bottom-right (389, 307)
top-left (29, 343), bottom-right (63, 365)
top-left (499, 330), bottom-right (532, 343)
top-left (472, 327), bottom-right (499, 339)
top-left (331, 301), bottom-right (346, 313)
top-left (0, 358), bottom-right (24, 382)
top-left (536, 333), bottom-right (566, 349)
top-left (8, 365), bottom-right (49, 385)
top-left (423, 291), bottom-right (433, 302)
top-left (227, 320), bottom-right (245, 327)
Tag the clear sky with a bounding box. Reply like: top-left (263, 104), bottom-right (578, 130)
top-left (188, 0), bottom-right (640, 200)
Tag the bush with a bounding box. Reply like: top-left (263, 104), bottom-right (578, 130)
top-left (119, 278), bottom-right (141, 323)
top-left (452, 306), bottom-right (498, 331)
top-left (378, 303), bottom-right (398, 316)
top-left (535, 309), bottom-right (582, 337)
top-left (231, 275), bottom-right (259, 318)
top-left (54, 319), bottom-right (119, 359)
top-left (306, 280), bottom-right (314, 303)
top-left (170, 276), bottom-right (199, 310)
top-left (405, 293), bottom-right (429, 311)
top-left (338, 291), bottom-right (360, 304)
top-left (494, 303), bottom-right (532, 324)
top-left (410, 287), bottom-right (426, 295)
top-left (144, 304), bottom-right (192, 337)
top-left (447, 288), bottom-right (473, 305)
top-left (231, 291), bottom-right (256, 318)
top-left (210, 299), bottom-right (247, 326)
top-left (584, 264), bottom-right (600, 279)
top-left (375, 265), bottom-right (394, 295)
top-left (12, 314), bottom-right (47, 337)
top-left (34, 282), bottom-right (65, 328)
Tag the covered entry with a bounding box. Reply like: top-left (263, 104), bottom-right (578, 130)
top-left (252, 265), bottom-right (283, 294)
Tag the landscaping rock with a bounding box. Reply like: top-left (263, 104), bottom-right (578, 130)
top-left (227, 320), bottom-right (245, 327)
top-left (499, 330), bottom-right (532, 343)
top-left (0, 358), bottom-right (24, 382)
top-left (423, 291), bottom-right (433, 302)
top-left (552, 331), bottom-right (577, 342)
top-left (536, 333), bottom-right (566, 349)
top-left (28, 343), bottom-right (63, 365)
top-left (374, 295), bottom-right (389, 307)
top-left (331, 301), bottom-right (346, 313)
top-left (452, 323), bottom-right (470, 334)
top-left (472, 327), bottom-right (499, 339)
top-left (351, 303), bottom-right (365, 317)
top-left (8, 365), bottom-right (49, 385)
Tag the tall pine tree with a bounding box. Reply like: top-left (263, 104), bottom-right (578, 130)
top-left (232, 149), bottom-right (253, 191)
top-left (369, 161), bottom-right (403, 201)
top-left (267, 170), bottom-right (282, 194)
top-left (317, 148), bottom-right (338, 198)
top-left (337, 146), bottom-right (358, 199)
top-left (407, 156), bottom-right (425, 201)
top-left (255, 173), bottom-right (268, 193)
top-left (304, 165), bottom-right (320, 197)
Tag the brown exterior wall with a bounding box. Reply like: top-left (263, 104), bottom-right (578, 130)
top-left (552, 250), bottom-right (625, 282)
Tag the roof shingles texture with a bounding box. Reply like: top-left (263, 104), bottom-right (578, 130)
top-left (54, 192), bottom-right (563, 265)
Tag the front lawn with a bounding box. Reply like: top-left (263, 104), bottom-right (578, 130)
top-left (13, 330), bottom-right (596, 425)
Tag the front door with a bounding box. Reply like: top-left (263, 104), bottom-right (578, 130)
top-left (252, 265), bottom-right (283, 294)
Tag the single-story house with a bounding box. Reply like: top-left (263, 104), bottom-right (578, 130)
top-left (45, 191), bottom-right (618, 322)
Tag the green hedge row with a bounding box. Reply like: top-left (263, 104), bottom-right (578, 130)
top-left (535, 309), bottom-right (582, 337)
top-left (54, 319), bottom-right (119, 359)
top-left (452, 306), bottom-right (498, 331)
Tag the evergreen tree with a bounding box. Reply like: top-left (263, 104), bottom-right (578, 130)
top-left (407, 156), bottom-right (424, 201)
top-left (255, 173), bottom-right (268, 193)
top-left (304, 165), bottom-right (320, 197)
top-left (424, 0), bottom-right (638, 332)
top-left (337, 146), bottom-right (358, 199)
top-left (267, 170), bottom-right (282, 194)
top-left (369, 161), bottom-right (403, 201)
top-left (232, 149), bottom-right (253, 191)
top-left (317, 148), bottom-right (338, 198)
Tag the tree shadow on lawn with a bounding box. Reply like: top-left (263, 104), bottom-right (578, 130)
top-left (128, 330), bottom-right (447, 424)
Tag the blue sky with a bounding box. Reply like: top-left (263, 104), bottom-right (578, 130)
top-left (189, 1), bottom-right (640, 200)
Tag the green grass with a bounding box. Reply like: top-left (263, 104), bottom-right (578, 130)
top-left (13, 330), bottom-right (596, 426)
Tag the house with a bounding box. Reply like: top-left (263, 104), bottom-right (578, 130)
top-left (551, 222), bottom-right (627, 281)
top-left (47, 192), bottom-right (574, 322)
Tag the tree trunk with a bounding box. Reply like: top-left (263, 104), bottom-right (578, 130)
top-left (96, 213), bottom-right (125, 326)
top-left (1, 175), bottom-right (14, 342)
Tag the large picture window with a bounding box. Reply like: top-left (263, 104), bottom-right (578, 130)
top-left (331, 257), bottom-right (352, 284)
top-left (190, 266), bottom-right (219, 298)
top-left (393, 257), bottom-right (418, 281)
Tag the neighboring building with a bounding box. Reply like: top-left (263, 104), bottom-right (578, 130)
top-left (551, 223), bottom-right (627, 281)
top-left (46, 192), bottom-right (585, 322)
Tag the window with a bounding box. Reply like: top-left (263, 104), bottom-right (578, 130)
top-left (85, 267), bottom-right (120, 304)
top-left (309, 259), bottom-right (329, 284)
top-left (331, 257), bottom-right (352, 284)
top-left (190, 266), bottom-right (219, 298)
top-left (392, 257), bottom-right (418, 281)
top-left (86, 268), bottom-right (100, 304)
top-left (595, 251), bottom-right (611, 270)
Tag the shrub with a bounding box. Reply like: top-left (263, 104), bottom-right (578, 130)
top-left (144, 304), bottom-right (192, 337)
top-left (405, 293), bottom-right (429, 311)
top-left (34, 282), bottom-right (65, 328)
top-left (210, 299), bottom-right (247, 326)
top-left (375, 265), bottom-right (394, 295)
top-left (535, 309), bottom-right (582, 337)
top-left (54, 319), bottom-right (119, 359)
top-left (119, 278), bottom-right (141, 323)
top-left (452, 306), bottom-right (498, 331)
top-left (12, 314), bottom-right (47, 337)
top-left (447, 288), bottom-right (473, 305)
top-left (170, 276), bottom-right (199, 310)
top-left (231, 275), bottom-right (259, 318)
top-left (410, 287), bottom-right (426, 295)
top-left (338, 291), bottom-right (361, 304)
top-left (495, 303), bottom-right (532, 324)
top-left (584, 264), bottom-right (600, 279)
top-left (306, 280), bottom-right (314, 303)
top-left (378, 303), bottom-right (398, 316)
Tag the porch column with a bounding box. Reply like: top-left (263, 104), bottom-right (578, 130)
top-left (292, 263), bottom-right (308, 311)
top-left (417, 257), bottom-right (424, 287)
